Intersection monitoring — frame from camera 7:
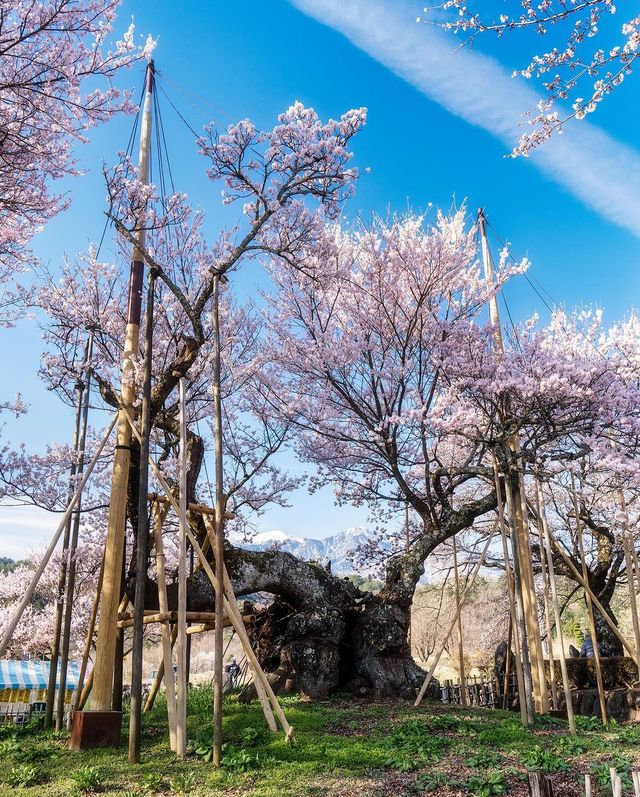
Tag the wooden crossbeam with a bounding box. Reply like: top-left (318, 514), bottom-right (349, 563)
top-left (148, 492), bottom-right (236, 520)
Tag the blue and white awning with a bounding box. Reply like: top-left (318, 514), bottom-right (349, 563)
top-left (0, 660), bottom-right (80, 691)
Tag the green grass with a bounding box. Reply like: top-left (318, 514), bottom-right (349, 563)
top-left (0, 687), bottom-right (638, 796)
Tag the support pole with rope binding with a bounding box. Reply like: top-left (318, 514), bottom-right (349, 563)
top-left (90, 59), bottom-right (155, 716)
top-left (478, 208), bottom-right (547, 714)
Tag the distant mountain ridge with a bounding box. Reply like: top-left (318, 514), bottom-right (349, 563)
top-left (229, 527), bottom-right (384, 575)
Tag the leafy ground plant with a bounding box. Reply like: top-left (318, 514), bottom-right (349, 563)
top-left (520, 746), bottom-right (570, 773)
top-left (464, 772), bottom-right (507, 797)
top-left (71, 765), bottom-right (104, 793)
top-left (7, 764), bottom-right (47, 787)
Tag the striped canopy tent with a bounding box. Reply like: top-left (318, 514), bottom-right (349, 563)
top-left (0, 660), bottom-right (81, 691)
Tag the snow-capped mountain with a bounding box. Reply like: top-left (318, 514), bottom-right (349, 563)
top-left (229, 526), bottom-right (381, 575)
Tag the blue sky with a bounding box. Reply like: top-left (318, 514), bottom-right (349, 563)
top-left (1, 0), bottom-right (639, 557)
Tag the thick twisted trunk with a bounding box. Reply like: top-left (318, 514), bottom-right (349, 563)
top-left (147, 491), bottom-right (497, 698)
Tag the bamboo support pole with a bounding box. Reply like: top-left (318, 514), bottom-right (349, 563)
top-left (536, 479), bottom-right (575, 734)
top-left (91, 61), bottom-right (154, 712)
top-left (572, 477), bottom-right (607, 725)
top-left (120, 408), bottom-right (287, 737)
top-left (492, 455), bottom-right (529, 726)
top-left (175, 377), bottom-right (188, 759)
top-left (618, 489), bottom-right (640, 679)
top-left (0, 413), bottom-right (118, 658)
top-left (144, 625), bottom-right (178, 714)
top-left (57, 334), bottom-right (93, 731)
top-left (152, 500), bottom-right (177, 750)
top-left (452, 537), bottom-right (468, 707)
top-left (414, 532), bottom-right (495, 707)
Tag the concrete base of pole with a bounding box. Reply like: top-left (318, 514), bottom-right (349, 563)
top-left (69, 711), bottom-right (122, 750)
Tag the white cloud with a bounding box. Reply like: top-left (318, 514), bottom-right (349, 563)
top-left (0, 506), bottom-right (57, 559)
top-left (290, 0), bottom-right (640, 237)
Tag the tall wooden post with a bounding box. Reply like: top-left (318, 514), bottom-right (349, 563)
top-left (129, 269), bottom-right (155, 763)
top-left (452, 537), bottom-right (468, 706)
top-left (56, 334), bottom-right (94, 731)
top-left (211, 274), bottom-right (225, 767)
top-left (536, 478), bottom-right (575, 734)
top-left (152, 502), bottom-right (177, 749)
top-left (176, 377), bottom-right (188, 759)
top-left (45, 352), bottom-right (86, 727)
top-left (91, 60), bottom-right (154, 713)
top-left (492, 455), bottom-right (530, 726)
top-left (536, 506), bottom-right (558, 711)
top-left (478, 209), bottom-right (546, 714)
top-left (572, 477), bottom-right (607, 725)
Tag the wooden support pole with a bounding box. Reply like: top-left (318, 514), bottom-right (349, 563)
top-left (502, 616), bottom-right (513, 710)
top-left (211, 274), bottom-right (225, 768)
top-left (528, 772), bottom-right (554, 797)
top-left (175, 377), bottom-right (188, 759)
top-left (535, 501), bottom-right (558, 711)
top-left (91, 60), bottom-right (154, 712)
top-left (73, 553), bottom-right (105, 716)
top-left (46, 354), bottom-right (87, 728)
top-left (536, 478), bottom-right (575, 734)
top-left (501, 467), bottom-right (536, 725)
top-left (148, 493), bottom-right (235, 520)
top-left (478, 210), bottom-right (545, 713)
top-left (0, 413), bottom-right (118, 658)
top-left (129, 269), bottom-right (155, 763)
top-left (618, 489), bottom-right (640, 680)
top-left (144, 625), bottom-right (178, 714)
top-left (414, 532), bottom-right (495, 707)
top-left (545, 517), bottom-right (639, 666)
top-left (492, 454), bottom-right (529, 726)
top-left (516, 462), bottom-right (549, 713)
top-left (452, 536), bottom-right (468, 707)
top-left (572, 477), bottom-right (607, 725)
top-left (151, 500), bottom-right (177, 750)
top-left (120, 409), bottom-right (288, 738)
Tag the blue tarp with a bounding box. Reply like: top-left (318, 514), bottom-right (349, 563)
top-left (0, 660), bottom-right (80, 690)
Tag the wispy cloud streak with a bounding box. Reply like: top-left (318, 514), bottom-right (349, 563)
top-left (291, 0), bottom-right (640, 237)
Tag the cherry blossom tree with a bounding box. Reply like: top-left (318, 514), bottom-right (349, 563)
top-left (252, 212), bottom-right (640, 694)
top-left (0, 102), bottom-right (367, 669)
top-left (0, 0), bottom-right (154, 327)
top-left (421, 0), bottom-right (639, 152)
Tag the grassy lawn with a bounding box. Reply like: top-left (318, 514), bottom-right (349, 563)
top-left (1, 687), bottom-right (639, 796)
